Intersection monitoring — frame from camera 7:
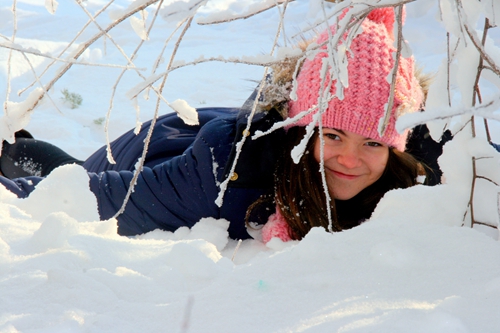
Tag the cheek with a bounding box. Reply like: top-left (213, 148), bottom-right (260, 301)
top-left (371, 151), bottom-right (389, 178)
top-left (313, 137), bottom-right (339, 163)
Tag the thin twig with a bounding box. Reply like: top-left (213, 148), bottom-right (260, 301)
top-left (476, 175), bottom-right (500, 186)
top-left (231, 240), bottom-right (242, 262)
top-left (4, 0), bottom-right (17, 115)
top-left (197, 0), bottom-right (294, 25)
top-left (0, 42), bottom-right (144, 70)
top-left (447, 32), bottom-right (451, 106)
top-left (456, 0), bottom-right (500, 76)
top-left (396, 96), bottom-right (500, 131)
top-left (291, 0), bottom-right (415, 40)
top-left (127, 54), bottom-right (303, 100)
top-left (379, 5), bottom-right (403, 136)
top-left (20, 0), bottom-right (162, 115)
top-left (179, 296), bottom-right (194, 333)
top-left (17, 0), bottom-right (117, 96)
top-left (466, 157), bottom-right (478, 227)
top-left (215, 0), bottom-right (292, 207)
top-left (17, 52), bottom-right (62, 115)
top-left (102, 0), bottom-right (166, 164)
top-left (473, 221), bottom-right (498, 229)
top-left (113, 16), bottom-right (196, 218)
top-left (75, 1), bottom-right (145, 77)
top-left (471, 18), bottom-right (490, 108)
top-left (484, 119), bottom-right (492, 143)
top-left (467, 16), bottom-right (494, 228)
top-left (476, 18), bottom-right (493, 143)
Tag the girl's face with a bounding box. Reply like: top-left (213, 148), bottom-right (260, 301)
top-left (313, 128), bottom-right (389, 200)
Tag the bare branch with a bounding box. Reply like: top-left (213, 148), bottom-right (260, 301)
top-left (21, 0), bottom-right (162, 115)
top-left (17, 52), bottom-right (62, 115)
top-left (126, 53), bottom-right (303, 100)
top-left (17, 0), bottom-right (117, 96)
top-left (396, 95), bottom-right (500, 132)
top-left (446, 33), bottom-right (451, 107)
top-left (476, 176), bottom-right (500, 186)
top-left (457, 4), bottom-right (500, 76)
top-left (467, 156), bottom-right (478, 228)
top-left (75, 1), bottom-right (145, 77)
top-left (101, 0), bottom-right (167, 164)
top-left (379, 5), bottom-right (403, 137)
top-left (292, 0), bottom-right (415, 40)
top-left (215, 0), bottom-right (293, 207)
top-left (473, 221), bottom-right (498, 229)
top-left (4, 0), bottom-right (18, 115)
top-left (231, 239), bottom-right (243, 262)
top-left (0, 41), bottom-right (145, 70)
top-left (113, 16), bottom-right (196, 218)
top-left (197, 0), bottom-right (294, 25)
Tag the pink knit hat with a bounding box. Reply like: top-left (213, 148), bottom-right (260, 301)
top-left (287, 7), bottom-right (423, 151)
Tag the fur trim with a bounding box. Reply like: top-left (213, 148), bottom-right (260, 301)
top-left (257, 40), bottom-right (312, 118)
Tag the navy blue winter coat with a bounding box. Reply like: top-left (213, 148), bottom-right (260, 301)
top-left (0, 104), bottom-right (481, 239)
top-left (1, 107), bottom-right (286, 240)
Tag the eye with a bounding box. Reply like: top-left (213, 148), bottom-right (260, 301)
top-left (365, 141), bottom-right (383, 147)
top-left (325, 133), bottom-right (340, 141)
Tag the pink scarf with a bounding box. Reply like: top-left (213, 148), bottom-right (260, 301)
top-left (261, 206), bottom-right (292, 243)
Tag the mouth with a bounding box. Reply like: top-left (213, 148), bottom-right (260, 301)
top-left (331, 170), bottom-right (360, 180)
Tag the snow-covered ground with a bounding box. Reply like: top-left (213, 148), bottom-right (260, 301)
top-left (1, 0), bottom-right (500, 332)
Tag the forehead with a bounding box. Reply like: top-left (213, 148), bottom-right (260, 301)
top-left (325, 128), bottom-right (377, 141)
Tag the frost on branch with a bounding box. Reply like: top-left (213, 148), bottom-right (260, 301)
top-left (397, 0), bottom-right (500, 234)
top-left (130, 10), bottom-right (150, 40)
top-left (6, 0), bottom-right (500, 234)
top-left (197, 0), bottom-right (288, 25)
top-left (160, 0), bottom-right (208, 24)
top-left (170, 99), bottom-right (199, 126)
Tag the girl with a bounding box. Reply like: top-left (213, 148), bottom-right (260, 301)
top-left (0, 7), bottom-right (427, 242)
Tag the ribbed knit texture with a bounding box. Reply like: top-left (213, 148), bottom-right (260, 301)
top-left (288, 7), bottom-right (423, 151)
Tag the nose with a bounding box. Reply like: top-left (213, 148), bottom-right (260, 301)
top-left (337, 144), bottom-right (362, 169)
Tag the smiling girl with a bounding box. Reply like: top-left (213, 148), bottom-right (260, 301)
top-left (0, 7), bottom-right (427, 243)
top-left (261, 7), bottom-right (425, 242)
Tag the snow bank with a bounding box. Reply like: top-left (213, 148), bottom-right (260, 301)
top-left (0, 165), bottom-right (499, 332)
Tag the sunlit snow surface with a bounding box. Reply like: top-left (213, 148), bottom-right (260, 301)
top-left (1, 0), bottom-right (500, 332)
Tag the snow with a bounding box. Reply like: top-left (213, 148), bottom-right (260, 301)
top-left (1, 0), bottom-right (500, 332)
top-left (170, 98), bottom-right (199, 125)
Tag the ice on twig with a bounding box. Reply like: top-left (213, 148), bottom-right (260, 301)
top-left (170, 99), bottom-right (199, 125)
top-left (45, 0), bottom-right (58, 14)
top-left (130, 10), bottom-right (149, 40)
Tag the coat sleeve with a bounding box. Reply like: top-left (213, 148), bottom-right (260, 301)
top-left (88, 116), bottom-right (235, 236)
top-left (0, 176), bottom-right (43, 198)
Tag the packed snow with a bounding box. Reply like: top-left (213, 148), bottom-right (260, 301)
top-left (1, 0), bottom-right (500, 332)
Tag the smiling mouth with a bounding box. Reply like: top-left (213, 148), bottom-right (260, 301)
top-left (332, 170), bottom-right (359, 180)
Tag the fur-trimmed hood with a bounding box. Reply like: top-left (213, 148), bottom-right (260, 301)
top-left (244, 38), bottom-right (431, 121)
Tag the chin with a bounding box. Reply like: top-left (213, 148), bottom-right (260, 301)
top-left (332, 191), bottom-right (358, 201)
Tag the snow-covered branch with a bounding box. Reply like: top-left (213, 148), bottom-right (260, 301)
top-left (0, 41), bottom-right (145, 70)
top-left (197, 0), bottom-right (292, 25)
top-left (19, 0), bottom-right (162, 115)
top-left (397, 95), bottom-right (500, 132)
top-left (378, 5), bottom-right (404, 137)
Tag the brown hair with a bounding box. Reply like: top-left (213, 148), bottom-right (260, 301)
top-left (259, 126), bottom-right (423, 240)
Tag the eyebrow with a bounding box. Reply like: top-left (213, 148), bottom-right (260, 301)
top-left (330, 128), bottom-right (374, 141)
